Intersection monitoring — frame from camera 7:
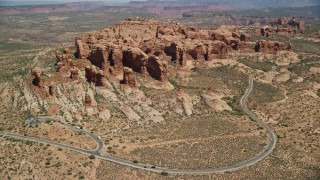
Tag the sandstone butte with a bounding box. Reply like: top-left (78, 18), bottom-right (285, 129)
top-left (30, 18), bottom-right (292, 96)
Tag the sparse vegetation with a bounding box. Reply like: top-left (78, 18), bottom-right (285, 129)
top-left (161, 171), bottom-right (169, 176)
top-left (239, 59), bottom-right (274, 72)
top-left (0, 3), bottom-right (319, 180)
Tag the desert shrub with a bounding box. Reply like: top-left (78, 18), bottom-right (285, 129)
top-left (161, 171), bottom-right (169, 176)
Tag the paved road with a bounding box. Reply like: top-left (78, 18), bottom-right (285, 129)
top-left (0, 76), bottom-right (276, 174)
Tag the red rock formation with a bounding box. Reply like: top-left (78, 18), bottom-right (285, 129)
top-left (48, 82), bottom-right (55, 96)
top-left (206, 41), bottom-right (228, 59)
top-left (70, 67), bottom-right (79, 80)
top-left (75, 38), bottom-right (89, 59)
top-left (185, 42), bottom-right (207, 61)
top-left (311, 31), bottom-right (320, 39)
top-left (121, 67), bottom-right (136, 87)
top-left (232, 32), bottom-right (240, 39)
top-left (287, 43), bottom-right (293, 51)
top-left (56, 62), bottom-right (64, 72)
top-left (68, 19), bottom-right (247, 83)
top-left (84, 94), bottom-right (92, 106)
top-left (109, 47), bottom-right (123, 72)
top-left (55, 48), bottom-right (74, 76)
top-left (31, 67), bottom-right (44, 87)
top-left (145, 56), bottom-right (168, 81)
top-left (31, 67), bottom-right (53, 98)
top-left (230, 40), bottom-right (240, 51)
top-left (210, 26), bottom-right (248, 50)
top-left (254, 40), bottom-right (292, 53)
top-left (240, 33), bottom-right (250, 41)
top-left (140, 59), bottom-right (148, 76)
top-left (261, 17), bottom-right (307, 37)
top-left (85, 65), bottom-right (108, 86)
top-left (56, 48), bottom-right (72, 62)
top-left (164, 42), bottom-right (183, 61)
top-left (88, 46), bottom-right (109, 70)
top-left (122, 47), bottom-right (148, 73)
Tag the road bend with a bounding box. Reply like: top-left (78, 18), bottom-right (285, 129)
top-left (0, 76), bottom-right (276, 174)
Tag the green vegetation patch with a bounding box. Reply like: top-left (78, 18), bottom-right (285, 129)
top-left (250, 82), bottom-right (285, 103)
top-left (239, 59), bottom-right (275, 72)
top-left (187, 65), bottom-right (248, 93)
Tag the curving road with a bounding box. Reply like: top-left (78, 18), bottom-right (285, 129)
top-left (0, 76), bottom-right (276, 174)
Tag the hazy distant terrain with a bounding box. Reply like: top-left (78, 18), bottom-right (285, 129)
top-left (1, 0), bottom-right (319, 7)
top-left (182, 0), bottom-right (320, 8)
top-left (0, 1), bottom-right (319, 180)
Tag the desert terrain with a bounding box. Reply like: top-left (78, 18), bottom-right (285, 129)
top-left (0, 1), bottom-right (319, 179)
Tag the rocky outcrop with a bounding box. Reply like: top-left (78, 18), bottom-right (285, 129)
top-left (210, 26), bottom-right (249, 50)
top-left (85, 65), bottom-right (108, 86)
top-left (309, 67), bottom-right (320, 74)
top-left (146, 56), bottom-right (168, 81)
top-left (206, 41), bottom-right (228, 59)
top-left (122, 47), bottom-right (148, 73)
top-left (31, 67), bottom-right (44, 87)
top-left (176, 86), bottom-right (193, 116)
top-left (121, 67), bottom-right (136, 87)
top-left (311, 31), bottom-right (320, 39)
top-left (261, 17), bottom-right (307, 37)
top-left (70, 67), bottom-right (79, 80)
top-left (56, 48), bottom-right (72, 63)
top-left (75, 38), bottom-right (89, 59)
top-left (48, 82), bottom-right (55, 96)
top-left (254, 40), bottom-right (293, 52)
top-left (240, 33), bottom-right (250, 41)
top-left (55, 48), bottom-right (74, 77)
top-left (31, 67), bottom-right (54, 98)
top-left (66, 19), bottom-right (249, 85)
top-left (201, 89), bottom-right (232, 112)
top-left (84, 94), bottom-right (92, 106)
top-left (276, 17), bottom-right (305, 32)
